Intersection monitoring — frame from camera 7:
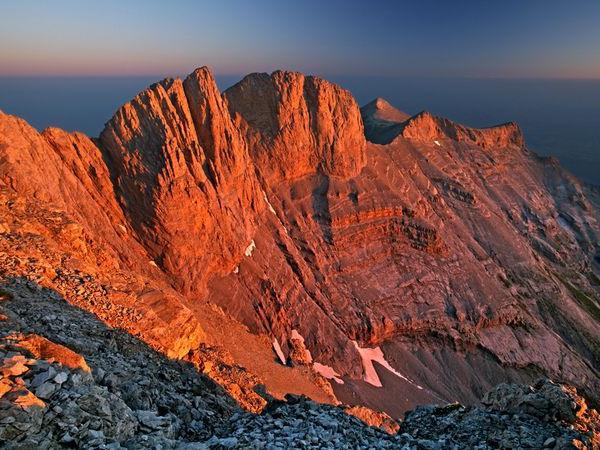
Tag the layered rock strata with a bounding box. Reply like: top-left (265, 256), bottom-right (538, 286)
top-left (0, 67), bottom-right (599, 419)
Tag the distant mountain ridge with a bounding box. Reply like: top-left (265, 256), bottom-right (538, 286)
top-left (361, 96), bottom-right (523, 149)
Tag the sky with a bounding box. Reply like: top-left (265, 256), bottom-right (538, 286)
top-left (1, 0), bottom-right (600, 79)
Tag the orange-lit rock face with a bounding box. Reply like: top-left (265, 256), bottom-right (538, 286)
top-left (0, 72), bottom-right (599, 417)
top-left (15, 334), bottom-right (91, 372)
top-left (0, 114), bottom-right (138, 265)
top-left (224, 70), bottom-right (367, 182)
top-left (99, 70), bottom-right (261, 295)
top-left (400, 111), bottom-right (524, 149)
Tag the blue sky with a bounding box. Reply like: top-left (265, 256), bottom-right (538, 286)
top-left (1, 0), bottom-right (600, 78)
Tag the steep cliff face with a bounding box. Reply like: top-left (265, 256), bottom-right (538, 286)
top-left (98, 70), bottom-right (262, 296)
top-left (224, 71), bottom-right (366, 182)
top-left (0, 71), bottom-right (599, 420)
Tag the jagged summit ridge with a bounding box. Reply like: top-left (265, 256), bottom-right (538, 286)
top-left (401, 110), bottom-right (524, 149)
top-left (361, 97), bottom-right (524, 149)
top-left (224, 70), bottom-right (366, 181)
top-left (0, 65), bottom-right (599, 425)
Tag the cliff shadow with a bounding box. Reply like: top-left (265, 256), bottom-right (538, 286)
top-left (311, 174), bottom-right (333, 244)
top-left (0, 276), bottom-right (240, 445)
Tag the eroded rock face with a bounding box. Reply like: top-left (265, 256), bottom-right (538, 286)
top-left (0, 189), bottom-right (206, 359)
top-left (224, 70), bottom-right (366, 181)
top-left (0, 69), bottom-right (599, 421)
top-left (99, 70), bottom-right (261, 295)
top-left (0, 112), bottom-right (146, 270)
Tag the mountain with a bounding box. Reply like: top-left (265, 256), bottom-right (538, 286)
top-left (360, 97), bottom-right (411, 144)
top-left (0, 67), bottom-right (599, 446)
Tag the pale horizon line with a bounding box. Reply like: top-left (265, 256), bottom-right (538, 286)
top-left (2, 72), bottom-right (600, 82)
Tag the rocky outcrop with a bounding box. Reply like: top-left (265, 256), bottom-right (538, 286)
top-left (205, 379), bottom-right (599, 449)
top-left (343, 404), bottom-right (400, 434)
top-left (0, 280), bottom-right (237, 449)
top-left (13, 334), bottom-right (90, 373)
top-left (401, 379), bottom-right (599, 449)
top-left (401, 110), bottom-right (525, 149)
top-left (224, 70), bottom-right (366, 181)
top-left (1, 278), bottom-right (598, 448)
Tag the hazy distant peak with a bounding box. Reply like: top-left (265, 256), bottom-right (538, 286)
top-left (360, 97), bottom-right (410, 144)
top-left (361, 97), bottom-right (410, 124)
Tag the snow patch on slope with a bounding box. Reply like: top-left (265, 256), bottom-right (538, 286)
top-left (353, 341), bottom-right (423, 389)
top-left (272, 338), bottom-right (286, 365)
top-left (313, 362), bottom-right (344, 384)
top-left (244, 240), bottom-right (256, 257)
top-left (263, 191), bottom-right (277, 215)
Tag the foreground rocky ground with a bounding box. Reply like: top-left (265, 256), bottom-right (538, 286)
top-left (1, 281), bottom-right (598, 449)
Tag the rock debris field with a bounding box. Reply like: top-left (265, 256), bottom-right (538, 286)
top-left (1, 279), bottom-right (598, 449)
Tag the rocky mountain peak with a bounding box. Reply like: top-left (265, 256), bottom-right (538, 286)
top-left (98, 67), bottom-right (261, 295)
top-left (360, 97), bottom-right (411, 144)
top-left (362, 103), bottom-right (524, 149)
top-left (362, 97), bottom-right (411, 124)
top-left (182, 66), bottom-right (252, 187)
top-left (224, 70), bottom-right (366, 181)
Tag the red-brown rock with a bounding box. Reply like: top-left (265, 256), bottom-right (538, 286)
top-left (0, 70), bottom-right (599, 420)
top-left (224, 71), bottom-right (366, 182)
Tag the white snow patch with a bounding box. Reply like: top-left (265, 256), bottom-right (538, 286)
top-left (244, 239), bottom-right (256, 257)
top-left (263, 192), bottom-right (277, 215)
top-left (291, 329), bottom-right (313, 363)
top-left (272, 338), bottom-right (286, 365)
top-left (313, 362), bottom-right (344, 384)
top-left (353, 341), bottom-right (423, 389)
top-left (433, 140), bottom-right (442, 147)
top-left (232, 266), bottom-right (239, 274)
top-left (291, 329), bottom-right (304, 342)
top-left (149, 260), bottom-right (158, 268)
top-left (118, 224), bottom-right (127, 234)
